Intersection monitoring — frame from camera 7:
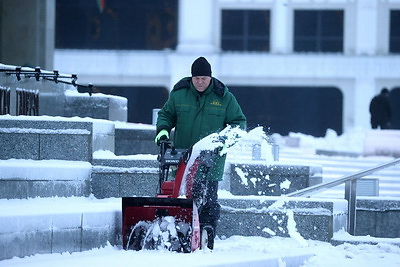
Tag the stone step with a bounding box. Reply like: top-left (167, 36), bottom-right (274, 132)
top-left (114, 126), bottom-right (158, 156)
top-left (331, 231), bottom-right (400, 248)
top-left (0, 159), bottom-right (91, 199)
top-left (0, 116), bottom-right (115, 162)
top-left (226, 162), bottom-right (322, 196)
top-left (0, 156), bottom-right (160, 199)
top-left (64, 91), bottom-right (127, 122)
top-left (91, 156), bottom-right (158, 198)
top-left (218, 196), bottom-right (347, 242)
top-left (1, 154), bottom-right (321, 200)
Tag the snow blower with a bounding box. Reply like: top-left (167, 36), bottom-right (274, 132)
top-left (122, 126), bottom-right (246, 252)
top-left (122, 140), bottom-right (202, 253)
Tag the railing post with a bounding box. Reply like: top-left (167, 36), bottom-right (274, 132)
top-left (345, 179), bottom-right (357, 235)
top-left (0, 87), bottom-right (11, 115)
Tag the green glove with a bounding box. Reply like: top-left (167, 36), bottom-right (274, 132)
top-left (155, 129), bottom-right (169, 145)
top-left (219, 144), bottom-right (227, 156)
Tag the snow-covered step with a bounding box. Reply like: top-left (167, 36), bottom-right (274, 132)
top-left (218, 196), bottom-right (348, 242)
top-left (91, 156), bottom-right (158, 199)
top-left (0, 197), bottom-right (121, 261)
top-left (0, 159), bottom-right (91, 199)
top-left (331, 233), bottom-right (400, 248)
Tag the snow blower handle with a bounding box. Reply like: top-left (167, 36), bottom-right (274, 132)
top-left (158, 140), bottom-right (171, 160)
top-left (158, 140), bottom-right (189, 166)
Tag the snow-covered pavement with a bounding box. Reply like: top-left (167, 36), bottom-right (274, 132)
top-left (1, 231), bottom-right (400, 267)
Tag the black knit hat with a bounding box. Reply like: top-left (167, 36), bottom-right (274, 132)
top-left (191, 57), bottom-right (212, 77)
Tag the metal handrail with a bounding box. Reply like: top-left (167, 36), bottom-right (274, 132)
top-left (286, 158), bottom-right (400, 235)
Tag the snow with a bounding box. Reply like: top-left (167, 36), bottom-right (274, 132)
top-left (0, 128), bottom-right (90, 135)
top-left (2, 234), bottom-right (400, 267)
top-left (179, 125), bottom-right (248, 196)
top-left (0, 160), bottom-right (91, 180)
top-left (64, 87), bottom-right (127, 102)
top-left (273, 128), bottom-right (367, 155)
top-left (1, 125), bottom-right (400, 266)
top-left (93, 150), bottom-right (157, 160)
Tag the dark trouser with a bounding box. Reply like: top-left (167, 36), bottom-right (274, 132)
top-left (192, 179), bottom-right (220, 236)
top-left (191, 150), bottom-right (225, 248)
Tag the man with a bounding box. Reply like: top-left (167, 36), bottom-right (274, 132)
top-left (369, 88), bottom-right (391, 129)
top-left (155, 57), bottom-right (246, 249)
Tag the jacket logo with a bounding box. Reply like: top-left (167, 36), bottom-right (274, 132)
top-left (210, 100), bottom-right (222, 106)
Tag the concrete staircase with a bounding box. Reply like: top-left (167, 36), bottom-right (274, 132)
top-left (2, 119), bottom-right (400, 264)
top-left (279, 147), bottom-right (400, 198)
top-left (0, 116), bottom-right (350, 263)
top-left (0, 117), bottom-right (152, 260)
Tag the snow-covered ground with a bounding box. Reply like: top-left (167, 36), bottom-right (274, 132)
top-left (1, 227), bottom-right (400, 267)
top-left (1, 126), bottom-right (400, 266)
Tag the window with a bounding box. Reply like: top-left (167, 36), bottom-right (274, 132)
top-left (221, 9), bottom-right (270, 52)
top-left (56, 0), bottom-right (178, 50)
top-left (390, 10), bottom-right (400, 53)
top-left (294, 10), bottom-right (344, 53)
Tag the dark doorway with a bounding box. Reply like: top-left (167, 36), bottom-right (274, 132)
top-left (229, 86), bottom-right (343, 137)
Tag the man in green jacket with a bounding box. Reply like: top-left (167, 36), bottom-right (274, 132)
top-left (155, 56), bottom-right (246, 249)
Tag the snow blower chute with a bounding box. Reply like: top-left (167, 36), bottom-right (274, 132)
top-left (122, 140), bottom-right (201, 252)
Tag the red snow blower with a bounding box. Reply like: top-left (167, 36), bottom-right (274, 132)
top-left (122, 140), bottom-right (202, 253)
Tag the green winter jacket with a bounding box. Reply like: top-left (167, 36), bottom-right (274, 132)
top-left (156, 77), bottom-right (247, 181)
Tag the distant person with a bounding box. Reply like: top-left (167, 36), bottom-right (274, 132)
top-left (369, 88), bottom-right (391, 129)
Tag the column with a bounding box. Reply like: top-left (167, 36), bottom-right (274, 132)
top-left (176, 0), bottom-right (216, 53)
top-left (355, 0), bottom-right (378, 55)
top-left (270, 0), bottom-right (290, 53)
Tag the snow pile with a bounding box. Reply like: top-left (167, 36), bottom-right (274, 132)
top-left (273, 127), bottom-right (366, 154)
top-left (228, 126), bottom-right (275, 163)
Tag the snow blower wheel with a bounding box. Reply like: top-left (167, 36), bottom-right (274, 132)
top-left (127, 221), bottom-right (149, 251)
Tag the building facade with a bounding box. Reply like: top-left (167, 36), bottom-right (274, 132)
top-left (1, 0), bottom-right (400, 136)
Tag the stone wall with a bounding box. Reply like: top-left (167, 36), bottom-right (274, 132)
top-left (219, 197), bottom-right (348, 242)
top-left (228, 163), bottom-right (322, 196)
top-left (356, 198), bottom-right (400, 238)
top-left (115, 127), bottom-right (158, 155)
top-left (0, 117), bottom-right (114, 161)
